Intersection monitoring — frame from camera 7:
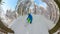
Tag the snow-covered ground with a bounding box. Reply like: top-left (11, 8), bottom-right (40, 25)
top-left (9, 14), bottom-right (56, 34)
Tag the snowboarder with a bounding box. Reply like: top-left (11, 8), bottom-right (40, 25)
top-left (27, 13), bottom-right (33, 24)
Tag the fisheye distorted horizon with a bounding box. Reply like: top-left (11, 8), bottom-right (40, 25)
top-left (2, 0), bottom-right (47, 11)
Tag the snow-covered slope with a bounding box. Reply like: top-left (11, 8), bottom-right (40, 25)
top-left (9, 14), bottom-right (55, 34)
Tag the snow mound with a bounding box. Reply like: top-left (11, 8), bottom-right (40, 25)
top-left (9, 14), bottom-right (55, 34)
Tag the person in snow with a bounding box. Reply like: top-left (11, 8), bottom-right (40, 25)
top-left (27, 13), bottom-right (33, 24)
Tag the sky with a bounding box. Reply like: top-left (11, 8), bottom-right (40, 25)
top-left (34, 0), bottom-right (47, 8)
top-left (2, 0), bottom-right (47, 13)
top-left (2, 0), bottom-right (18, 12)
